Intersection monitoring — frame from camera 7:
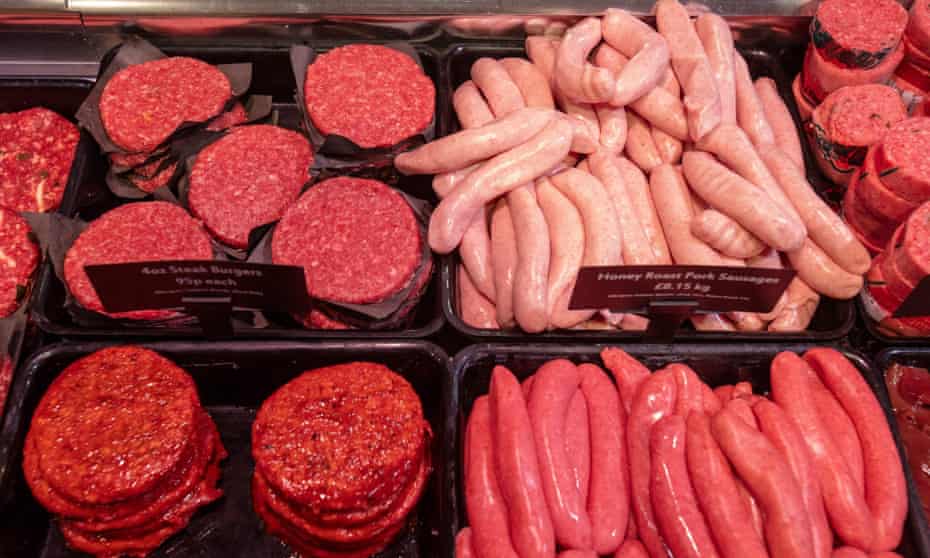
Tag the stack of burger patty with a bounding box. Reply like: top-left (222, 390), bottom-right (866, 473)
top-left (794, 0), bottom-right (908, 119)
top-left (251, 362), bottom-right (431, 557)
top-left (272, 177), bottom-right (432, 329)
top-left (894, 0), bottom-right (930, 103)
top-left (23, 346), bottom-right (224, 557)
top-left (99, 56), bottom-right (239, 193)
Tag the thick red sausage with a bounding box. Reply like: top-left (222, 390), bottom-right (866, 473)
top-left (736, 477), bottom-right (766, 541)
top-left (565, 390), bottom-right (591, 503)
top-left (600, 347), bottom-right (651, 416)
top-left (628, 370), bottom-right (677, 558)
top-left (732, 381), bottom-right (753, 399)
top-left (804, 348), bottom-right (908, 552)
top-left (650, 415), bottom-right (722, 558)
top-left (559, 551), bottom-right (598, 558)
top-left (754, 399), bottom-right (833, 558)
top-left (489, 366), bottom-right (556, 558)
top-left (701, 383), bottom-right (722, 414)
top-left (667, 364), bottom-right (705, 417)
top-left (832, 548), bottom-right (868, 558)
top-left (456, 528), bottom-right (476, 558)
top-left (614, 540), bottom-right (649, 558)
top-left (712, 406), bottom-right (815, 558)
top-left (580, 363), bottom-right (630, 555)
top-left (686, 412), bottom-right (769, 558)
top-left (715, 385), bottom-right (735, 403)
top-left (464, 396), bottom-right (521, 558)
top-left (528, 359), bottom-right (593, 550)
top-left (727, 397), bottom-right (760, 430)
top-left (770, 352), bottom-right (875, 550)
top-left (809, 377), bottom-right (866, 494)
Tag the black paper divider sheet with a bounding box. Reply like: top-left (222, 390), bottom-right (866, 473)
top-left (439, 43), bottom-right (856, 342)
top-left (0, 340), bottom-right (454, 558)
top-left (452, 344), bottom-right (930, 558)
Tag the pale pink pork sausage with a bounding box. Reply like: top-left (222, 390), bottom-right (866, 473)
top-left (616, 156), bottom-right (671, 263)
top-left (458, 267), bottom-right (499, 330)
top-left (508, 185), bottom-right (551, 333)
top-left (656, 0), bottom-right (723, 141)
top-left (601, 9), bottom-right (671, 106)
top-left (453, 81), bottom-right (496, 128)
top-left (755, 77), bottom-right (805, 169)
top-left (786, 239), bottom-right (864, 299)
top-left (682, 151), bottom-right (806, 252)
top-left (691, 208), bottom-right (767, 259)
top-left (769, 278), bottom-right (821, 332)
top-left (595, 43), bottom-right (689, 140)
top-left (428, 117), bottom-right (573, 254)
top-left (596, 105), bottom-right (628, 154)
top-left (500, 57), bottom-right (556, 109)
top-left (589, 151), bottom-right (656, 265)
top-left (471, 57), bottom-right (526, 117)
top-left (536, 178), bottom-right (586, 329)
top-left (396, 107), bottom-right (555, 175)
top-left (733, 51), bottom-right (776, 147)
top-left (696, 13), bottom-right (737, 124)
top-left (555, 17), bottom-right (616, 104)
top-left (625, 111), bottom-right (663, 172)
top-left (491, 200), bottom-right (518, 328)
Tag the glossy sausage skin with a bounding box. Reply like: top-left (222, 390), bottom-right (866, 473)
top-left (508, 185), bottom-right (551, 333)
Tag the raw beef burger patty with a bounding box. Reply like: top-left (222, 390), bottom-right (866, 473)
top-left (100, 57), bottom-right (231, 153)
top-left (63, 201), bottom-right (213, 320)
top-left (811, 0), bottom-right (907, 68)
top-left (0, 207), bottom-right (38, 318)
top-left (0, 107), bottom-right (79, 212)
top-left (272, 177), bottom-right (422, 304)
top-left (303, 44), bottom-right (435, 148)
top-left (188, 125), bottom-right (313, 248)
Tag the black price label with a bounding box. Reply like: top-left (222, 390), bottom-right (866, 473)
top-left (85, 260), bottom-right (311, 314)
top-left (892, 275), bottom-right (930, 318)
top-left (568, 265), bottom-right (796, 313)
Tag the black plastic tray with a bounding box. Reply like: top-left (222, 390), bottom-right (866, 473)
top-left (29, 42), bottom-right (445, 340)
top-left (450, 343), bottom-right (930, 558)
top-left (0, 340), bottom-right (454, 558)
top-left (438, 43), bottom-right (856, 342)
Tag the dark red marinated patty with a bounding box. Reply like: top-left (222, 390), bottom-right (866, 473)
top-left (188, 125), bottom-right (313, 248)
top-left (874, 117), bottom-right (930, 203)
top-left (252, 362), bottom-right (427, 514)
top-left (27, 347), bottom-right (199, 505)
top-left (206, 101), bottom-right (248, 131)
top-left (893, 201), bottom-right (930, 285)
top-left (63, 201), bottom-right (213, 320)
top-left (0, 107), bottom-right (79, 212)
top-left (272, 177), bottom-right (421, 304)
top-left (100, 57), bottom-right (231, 152)
top-left (0, 208), bottom-right (38, 318)
top-left (812, 0), bottom-right (907, 68)
top-left (303, 44), bottom-right (435, 148)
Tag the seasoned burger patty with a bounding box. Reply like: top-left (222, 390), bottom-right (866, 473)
top-left (63, 201), bottom-right (213, 320)
top-left (303, 44), bottom-right (435, 148)
top-left (27, 346), bottom-right (200, 505)
top-left (0, 107), bottom-right (79, 212)
top-left (188, 125), bottom-right (313, 248)
top-left (272, 177), bottom-right (421, 304)
top-left (100, 57), bottom-right (231, 152)
top-left (252, 362), bottom-right (428, 514)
